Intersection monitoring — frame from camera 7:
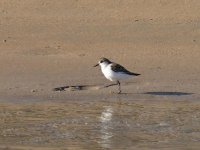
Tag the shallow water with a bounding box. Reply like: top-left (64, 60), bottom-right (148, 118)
top-left (0, 99), bottom-right (200, 150)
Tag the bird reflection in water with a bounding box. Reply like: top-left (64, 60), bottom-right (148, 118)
top-left (99, 106), bottom-right (114, 149)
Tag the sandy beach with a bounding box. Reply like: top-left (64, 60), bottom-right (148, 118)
top-left (0, 0), bottom-right (200, 149)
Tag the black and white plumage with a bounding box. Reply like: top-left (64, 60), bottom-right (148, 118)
top-left (94, 58), bottom-right (140, 93)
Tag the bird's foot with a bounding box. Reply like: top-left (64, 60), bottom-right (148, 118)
top-left (118, 90), bottom-right (122, 94)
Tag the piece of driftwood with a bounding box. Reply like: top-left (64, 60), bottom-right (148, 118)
top-left (53, 83), bottom-right (118, 92)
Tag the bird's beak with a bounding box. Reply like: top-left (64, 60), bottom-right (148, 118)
top-left (93, 63), bottom-right (99, 67)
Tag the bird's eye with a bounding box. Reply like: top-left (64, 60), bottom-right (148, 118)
top-left (100, 60), bottom-right (103, 63)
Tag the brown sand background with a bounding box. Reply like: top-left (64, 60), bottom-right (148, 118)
top-left (0, 0), bottom-right (200, 101)
top-left (0, 0), bottom-right (200, 149)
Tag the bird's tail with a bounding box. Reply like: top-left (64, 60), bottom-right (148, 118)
top-left (130, 72), bottom-right (141, 76)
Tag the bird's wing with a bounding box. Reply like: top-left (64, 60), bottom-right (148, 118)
top-left (111, 63), bottom-right (140, 76)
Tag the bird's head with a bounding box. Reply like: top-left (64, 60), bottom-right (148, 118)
top-left (93, 58), bottom-right (112, 67)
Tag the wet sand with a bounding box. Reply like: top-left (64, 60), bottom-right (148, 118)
top-left (0, 0), bottom-right (200, 149)
top-left (0, 100), bottom-right (200, 150)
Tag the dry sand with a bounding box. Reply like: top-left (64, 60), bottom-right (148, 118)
top-left (0, 0), bottom-right (200, 149)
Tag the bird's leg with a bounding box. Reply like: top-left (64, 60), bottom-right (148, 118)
top-left (104, 83), bottom-right (118, 88)
top-left (117, 81), bottom-right (121, 94)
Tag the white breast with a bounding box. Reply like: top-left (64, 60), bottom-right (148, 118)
top-left (101, 64), bottom-right (132, 81)
top-left (101, 64), bottom-right (114, 81)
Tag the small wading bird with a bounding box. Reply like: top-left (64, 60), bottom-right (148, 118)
top-left (94, 58), bottom-right (140, 94)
